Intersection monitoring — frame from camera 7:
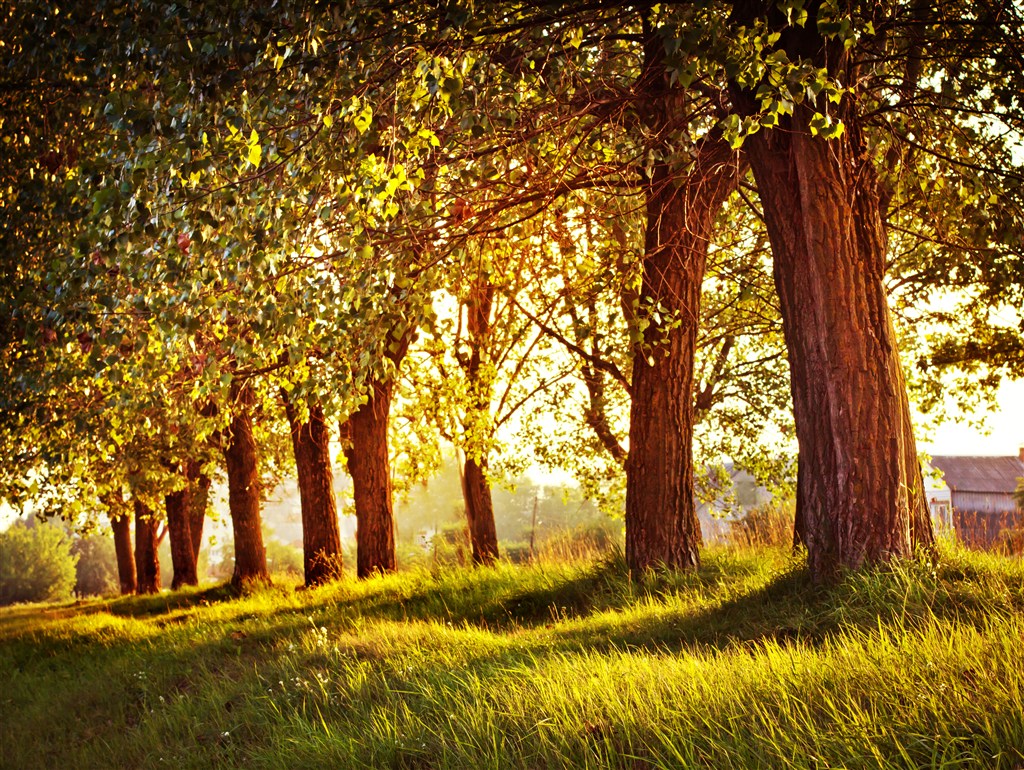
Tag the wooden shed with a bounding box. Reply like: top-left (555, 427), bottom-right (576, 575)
top-left (927, 449), bottom-right (1024, 548)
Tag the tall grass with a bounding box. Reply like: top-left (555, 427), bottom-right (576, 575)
top-left (1, 543), bottom-right (1022, 769)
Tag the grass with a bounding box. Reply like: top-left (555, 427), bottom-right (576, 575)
top-left (1, 543), bottom-right (1023, 769)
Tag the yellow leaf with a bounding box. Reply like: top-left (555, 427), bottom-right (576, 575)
top-left (247, 129), bottom-right (262, 166)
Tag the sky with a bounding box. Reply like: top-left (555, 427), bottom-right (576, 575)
top-left (917, 377), bottom-right (1024, 458)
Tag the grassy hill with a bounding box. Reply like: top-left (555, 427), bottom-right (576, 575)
top-left (1, 544), bottom-right (1022, 769)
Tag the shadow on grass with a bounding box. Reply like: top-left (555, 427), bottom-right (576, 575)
top-left (101, 582), bottom-right (241, 616)
top-left (15, 546), bottom-right (1022, 672)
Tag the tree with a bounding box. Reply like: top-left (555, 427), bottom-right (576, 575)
top-left (726, 0), bottom-right (938, 578)
top-left (284, 398), bottom-right (343, 586)
top-left (105, 493), bottom-right (137, 595)
top-left (133, 498), bottom-right (161, 594)
top-left (223, 379), bottom-right (270, 587)
top-left (342, 332), bottom-right (412, 579)
top-left (72, 532), bottom-right (119, 597)
top-left (164, 464), bottom-right (199, 590)
top-left (0, 520), bottom-right (78, 606)
top-left (5, 0), bottom-right (1018, 588)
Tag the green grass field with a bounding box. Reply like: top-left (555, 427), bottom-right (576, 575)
top-left (2, 544), bottom-right (1022, 769)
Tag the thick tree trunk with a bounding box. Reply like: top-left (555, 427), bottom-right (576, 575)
top-left (462, 454), bottom-right (500, 565)
top-left (187, 460), bottom-right (209, 562)
top-left (459, 274), bottom-right (500, 565)
top-left (731, 1), bottom-right (933, 580)
top-left (224, 378), bottom-right (271, 588)
top-left (165, 476), bottom-right (198, 590)
top-left (625, 23), bottom-right (744, 572)
top-left (343, 379), bottom-right (398, 578)
top-left (133, 499), bottom-right (160, 595)
top-left (285, 399), bottom-right (343, 586)
top-left (109, 506), bottom-right (136, 595)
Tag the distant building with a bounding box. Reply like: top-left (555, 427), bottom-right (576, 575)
top-left (925, 448), bottom-right (1024, 547)
top-left (696, 463), bottom-right (774, 542)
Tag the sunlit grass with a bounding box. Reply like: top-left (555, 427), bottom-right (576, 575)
top-left (2, 544), bottom-right (1022, 769)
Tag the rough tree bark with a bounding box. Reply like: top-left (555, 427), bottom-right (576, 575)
top-left (625, 21), bottom-right (745, 572)
top-left (107, 496), bottom-right (136, 595)
top-left (342, 379), bottom-right (397, 578)
top-left (224, 377), bottom-right (271, 587)
top-left (460, 274), bottom-right (500, 565)
top-left (284, 399), bottom-right (343, 586)
top-left (731, 0), bottom-right (933, 580)
top-left (342, 327), bottom-right (413, 579)
top-left (164, 469), bottom-right (198, 589)
top-left (462, 454), bottom-right (500, 565)
top-left (133, 498), bottom-right (160, 594)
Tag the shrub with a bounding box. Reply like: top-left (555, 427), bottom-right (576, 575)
top-left (265, 538), bottom-right (303, 577)
top-left (0, 520), bottom-right (79, 606)
top-left (72, 534), bottom-right (119, 597)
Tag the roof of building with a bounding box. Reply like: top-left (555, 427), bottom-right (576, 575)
top-left (929, 455), bottom-right (1024, 495)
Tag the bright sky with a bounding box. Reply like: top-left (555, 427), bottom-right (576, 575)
top-left (916, 377), bottom-right (1024, 458)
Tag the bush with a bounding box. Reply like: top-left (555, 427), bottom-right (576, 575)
top-left (72, 534), bottom-right (119, 597)
top-left (265, 538), bottom-right (303, 577)
top-left (0, 520), bottom-right (79, 606)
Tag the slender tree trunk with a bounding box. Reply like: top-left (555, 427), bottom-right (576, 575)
top-left (341, 324), bottom-right (413, 579)
top-left (133, 498), bottom-right (160, 594)
top-left (165, 476), bottom-right (198, 590)
top-left (581, 360), bottom-right (627, 466)
top-left (731, 0), bottom-right (933, 580)
top-left (559, 264), bottom-right (626, 465)
top-left (343, 379), bottom-right (398, 578)
top-left (224, 378), bottom-right (270, 588)
top-left (462, 454), bottom-right (500, 565)
top-left (109, 504), bottom-right (136, 595)
top-left (459, 274), bottom-right (500, 565)
top-left (187, 460), bottom-right (209, 563)
top-left (625, 22), bottom-right (744, 572)
top-left (285, 399), bottom-right (343, 586)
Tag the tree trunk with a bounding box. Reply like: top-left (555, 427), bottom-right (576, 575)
top-left (165, 476), bottom-right (198, 590)
top-left (224, 378), bottom-right (271, 588)
top-left (343, 379), bottom-right (398, 578)
top-left (133, 498), bottom-right (160, 594)
top-left (109, 505), bottom-right (136, 595)
top-left (731, 1), bottom-right (933, 580)
top-left (459, 274), bottom-right (500, 565)
top-left (285, 399), bottom-right (343, 586)
top-left (341, 324), bottom-right (413, 579)
top-left (187, 460), bottom-right (209, 563)
top-left (625, 22), bottom-right (744, 572)
top-left (462, 454), bottom-right (500, 565)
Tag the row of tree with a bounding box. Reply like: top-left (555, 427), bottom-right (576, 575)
top-left (2, 1), bottom-right (1022, 588)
